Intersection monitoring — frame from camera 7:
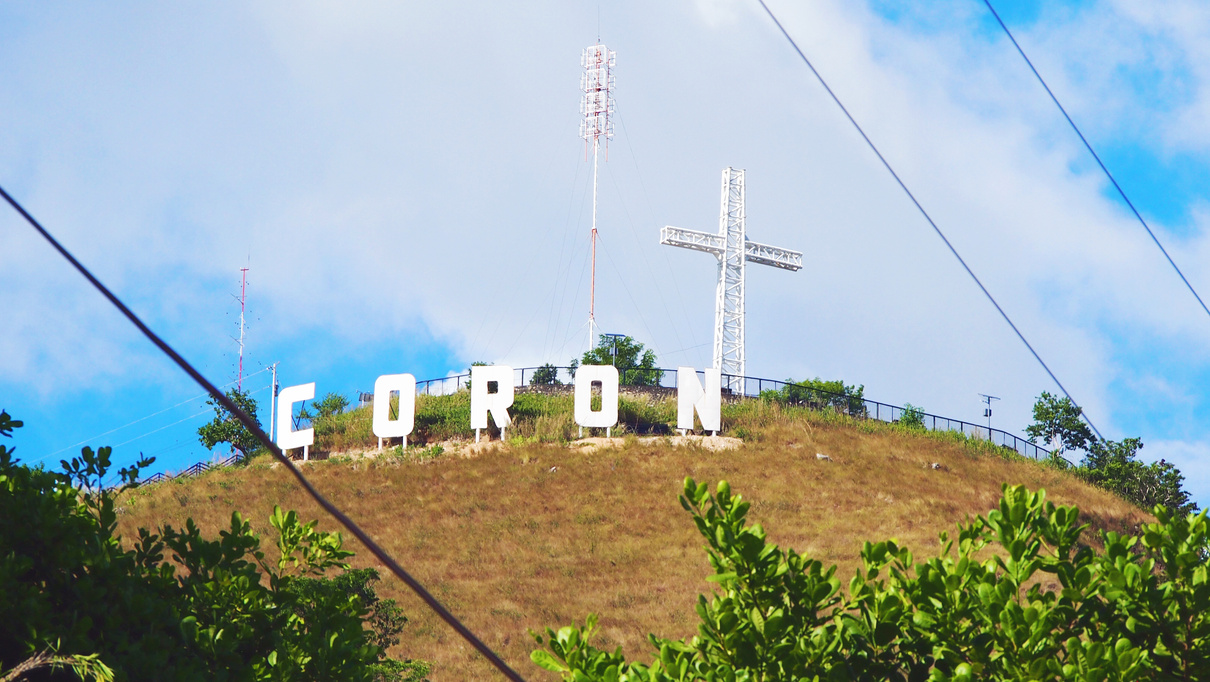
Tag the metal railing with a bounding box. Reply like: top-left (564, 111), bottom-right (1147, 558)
top-left (141, 366), bottom-right (1057, 484)
top-left (140, 452), bottom-right (242, 485)
top-left (415, 366), bottom-right (1055, 461)
top-left (721, 373), bottom-right (1057, 462)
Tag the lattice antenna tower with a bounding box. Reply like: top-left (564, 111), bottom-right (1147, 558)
top-left (580, 43), bottom-right (616, 350)
top-left (236, 267), bottom-right (248, 391)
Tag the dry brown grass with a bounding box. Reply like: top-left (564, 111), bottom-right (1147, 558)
top-left (116, 406), bottom-right (1149, 680)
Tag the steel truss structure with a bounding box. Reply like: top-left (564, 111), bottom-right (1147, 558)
top-left (661, 168), bottom-right (802, 390)
top-left (581, 43), bottom-right (616, 348)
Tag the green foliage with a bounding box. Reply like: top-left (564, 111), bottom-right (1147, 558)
top-left (293, 568), bottom-right (430, 681)
top-left (0, 412), bottom-right (426, 681)
top-left (313, 392), bottom-right (351, 419)
top-left (413, 392), bottom-right (472, 442)
top-left (762, 377), bottom-right (866, 416)
top-left (899, 402), bottom-right (926, 429)
top-left (535, 478), bottom-right (1210, 680)
top-left (1, 648), bottom-right (115, 682)
top-left (576, 335), bottom-right (661, 386)
top-left (1083, 438), bottom-right (1195, 516)
top-left (617, 396), bottom-right (677, 434)
top-left (1027, 394), bottom-right (1194, 516)
top-left (1026, 391), bottom-right (1095, 455)
top-left (309, 392), bottom-right (359, 443)
top-left (530, 363), bottom-right (563, 386)
top-left (407, 390), bottom-right (680, 444)
top-left (463, 361), bottom-right (490, 393)
top-left (197, 388), bottom-right (262, 458)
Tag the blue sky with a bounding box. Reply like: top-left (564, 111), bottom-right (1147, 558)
top-left (4, 0), bottom-right (1210, 507)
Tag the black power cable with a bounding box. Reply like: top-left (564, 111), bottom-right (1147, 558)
top-left (0, 184), bottom-right (527, 682)
top-left (754, 0), bottom-right (1104, 441)
top-left (981, 0), bottom-right (1210, 324)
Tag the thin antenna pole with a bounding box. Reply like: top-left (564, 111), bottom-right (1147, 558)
top-left (980, 393), bottom-right (1000, 432)
top-left (269, 361), bottom-right (279, 442)
top-left (238, 267), bottom-right (248, 391)
top-left (589, 136), bottom-right (599, 348)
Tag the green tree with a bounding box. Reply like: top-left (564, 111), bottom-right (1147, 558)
top-left (309, 392), bottom-right (353, 439)
top-left (899, 402), bottom-right (926, 429)
top-left (575, 335), bottom-right (660, 386)
top-left (1026, 394), bottom-right (1193, 515)
top-left (0, 410), bottom-right (428, 681)
top-left (463, 361), bottom-right (490, 393)
top-left (312, 392), bottom-right (350, 418)
top-left (529, 363), bottom-right (562, 386)
top-left (197, 388), bottom-right (262, 459)
top-left (1083, 437), bottom-right (1195, 516)
top-left (1026, 391), bottom-right (1095, 456)
top-left (534, 478), bottom-right (1210, 680)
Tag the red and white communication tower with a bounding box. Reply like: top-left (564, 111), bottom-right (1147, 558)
top-left (580, 43), bottom-right (615, 349)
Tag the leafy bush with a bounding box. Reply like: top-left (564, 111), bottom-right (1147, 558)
top-left (529, 364), bottom-right (563, 386)
top-left (762, 377), bottom-right (866, 417)
top-left (0, 410), bottom-right (427, 681)
top-left (313, 392), bottom-right (351, 419)
top-left (534, 478), bottom-right (1210, 680)
top-left (899, 402), bottom-right (926, 429)
top-left (294, 568), bottom-right (429, 681)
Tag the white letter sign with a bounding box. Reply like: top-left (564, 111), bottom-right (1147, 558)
top-left (470, 365), bottom-right (513, 440)
top-left (677, 367), bottom-right (721, 434)
top-left (574, 364), bottom-right (619, 432)
top-left (277, 382), bottom-right (315, 459)
top-left (372, 373), bottom-right (416, 449)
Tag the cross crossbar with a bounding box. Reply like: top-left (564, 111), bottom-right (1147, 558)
top-left (660, 226), bottom-right (803, 271)
top-left (659, 168), bottom-right (801, 392)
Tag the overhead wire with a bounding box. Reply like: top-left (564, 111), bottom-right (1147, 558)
top-left (542, 146), bottom-right (587, 359)
top-left (600, 154), bottom-right (684, 357)
top-left (34, 366), bottom-right (270, 464)
top-left (605, 111), bottom-right (689, 358)
top-left (616, 110), bottom-right (706, 367)
top-left (0, 184), bottom-right (528, 682)
top-left (111, 384), bottom-right (271, 450)
top-left (548, 167), bottom-right (596, 359)
top-left (755, 0), bottom-right (1104, 440)
top-left (980, 0), bottom-right (1210, 326)
top-left (594, 232), bottom-right (665, 359)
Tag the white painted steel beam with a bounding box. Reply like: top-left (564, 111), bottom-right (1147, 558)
top-left (661, 168), bottom-right (801, 392)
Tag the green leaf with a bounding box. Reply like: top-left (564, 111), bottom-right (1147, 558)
top-left (531, 649), bottom-right (569, 672)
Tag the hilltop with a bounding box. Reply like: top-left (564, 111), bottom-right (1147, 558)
top-left (116, 401), bottom-right (1150, 680)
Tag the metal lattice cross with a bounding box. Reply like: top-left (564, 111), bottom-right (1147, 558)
top-left (661, 168), bottom-right (802, 391)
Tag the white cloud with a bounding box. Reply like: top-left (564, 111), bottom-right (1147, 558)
top-left (3, 0), bottom-right (1210, 504)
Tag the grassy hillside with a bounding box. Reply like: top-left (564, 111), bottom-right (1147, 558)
top-left (117, 402), bottom-right (1150, 680)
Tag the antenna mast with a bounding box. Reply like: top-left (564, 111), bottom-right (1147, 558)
top-left (237, 267), bottom-right (248, 391)
top-left (580, 43), bottom-right (615, 350)
top-left (980, 393), bottom-right (1000, 431)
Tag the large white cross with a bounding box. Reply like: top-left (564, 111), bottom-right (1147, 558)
top-left (661, 167), bottom-right (802, 391)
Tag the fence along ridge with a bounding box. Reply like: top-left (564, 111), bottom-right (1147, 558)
top-left (144, 366), bottom-right (1058, 485)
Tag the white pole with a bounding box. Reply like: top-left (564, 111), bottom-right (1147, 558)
top-left (268, 362), bottom-right (278, 444)
top-left (588, 136), bottom-right (600, 350)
